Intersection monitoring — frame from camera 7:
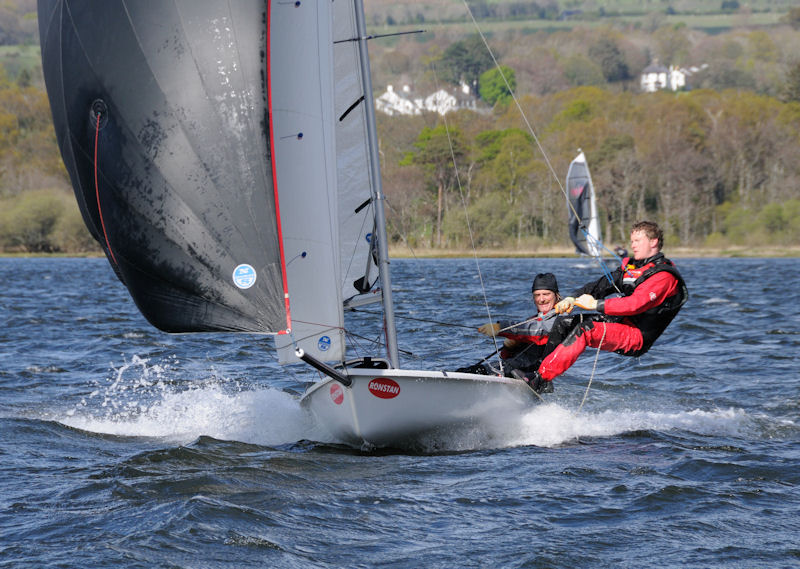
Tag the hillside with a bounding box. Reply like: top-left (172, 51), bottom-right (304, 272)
top-left (0, 2), bottom-right (799, 255)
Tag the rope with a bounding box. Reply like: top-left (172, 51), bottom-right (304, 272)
top-left (350, 307), bottom-right (476, 330)
top-left (576, 321), bottom-right (606, 413)
top-left (433, 62), bottom-right (503, 372)
top-left (93, 110), bottom-right (117, 265)
top-left (460, 0), bottom-right (625, 295)
top-left (460, 2), bottom-right (571, 211)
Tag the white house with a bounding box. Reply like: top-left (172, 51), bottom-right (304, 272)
top-left (375, 82), bottom-right (480, 116)
top-left (641, 61), bottom-right (708, 92)
top-left (641, 62), bottom-right (669, 92)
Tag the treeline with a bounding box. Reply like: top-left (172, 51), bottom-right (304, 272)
top-left (0, 0), bottom-right (36, 46)
top-left (2, 78), bottom-right (800, 254)
top-left (378, 87), bottom-right (800, 251)
top-left (364, 0), bottom-right (797, 29)
top-left (2, 6), bottom-right (800, 254)
top-left (369, 14), bottom-right (800, 101)
top-left (0, 63), bottom-right (92, 253)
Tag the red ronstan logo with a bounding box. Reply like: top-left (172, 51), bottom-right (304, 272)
top-left (330, 383), bottom-right (344, 405)
top-left (368, 377), bottom-right (400, 399)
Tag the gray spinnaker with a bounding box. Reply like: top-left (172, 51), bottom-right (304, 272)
top-left (38, 0), bottom-right (289, 333)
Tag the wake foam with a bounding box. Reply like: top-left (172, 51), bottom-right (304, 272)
top-left (56, 355), bottom-right (756, 451)
top-left (505, 404), bottom-right (751, 448)
top-left (59, 354), bottom-right (329, 447)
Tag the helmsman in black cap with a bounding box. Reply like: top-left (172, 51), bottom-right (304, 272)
top-left (458, 273), bottom-right (561, 384)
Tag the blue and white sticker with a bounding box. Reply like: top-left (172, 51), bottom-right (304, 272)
top-left (232, 264), bottom-right (257, 289)
top-left (317, 335), bottom-right (331, 352)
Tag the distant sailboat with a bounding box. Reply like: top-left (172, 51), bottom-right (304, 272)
top-left (566, 150), bottom-right (603, 259)
top-left (38, 0), bottom-right (539, 449)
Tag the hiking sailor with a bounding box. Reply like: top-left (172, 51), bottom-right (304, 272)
top-left (460, 273), bottom-right (561, 381)
top-left (521, 220), bottom-right (689, 394)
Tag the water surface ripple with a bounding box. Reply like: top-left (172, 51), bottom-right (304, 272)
top-left (1, 257), bottom-right (798, 568)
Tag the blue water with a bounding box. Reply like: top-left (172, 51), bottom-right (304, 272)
top-left (1, 257), bottom-right (798, 568)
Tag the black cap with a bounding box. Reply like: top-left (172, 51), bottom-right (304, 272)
top-left (532, 272), bottom-right (558, 293)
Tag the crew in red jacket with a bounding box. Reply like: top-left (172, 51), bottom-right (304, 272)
top-left (458, 273), bottom-right (561, 378)
top-left (491, 272), bottom-right (561, 377)
top-left (521, 221), bottom-right (688, 394)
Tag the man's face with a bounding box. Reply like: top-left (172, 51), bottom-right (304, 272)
top-left (533, 290), bottom-right (556, 313)
top-left (630, 229), bottom-right (659, 260)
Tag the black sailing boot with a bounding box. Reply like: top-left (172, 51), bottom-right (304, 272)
top-left (511, 369), bottom-right (554, 395)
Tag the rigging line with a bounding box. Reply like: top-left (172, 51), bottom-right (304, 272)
top-left (461, 1), bottom-right (624, 295)
top-left (577, 321), bottom-right (605, 413)
top-left (345, 328), bottom-right (414, 357)
top-left (578, 225), bottom-right (623, 292)
top-left (579, 228), bottom-right (628, 293)
top-left (428, 57), bottom-right (504, 372)
top-left (463, 7), bottom-right (618, 292)
top-left (497, 316), bottom-right (549, 334)
top-left (384, 199), bottom-right (421, 260)
top-left (460, 1), bottom-right (588, 231)
top-left (350, 307), bottom-right (476, 330)
top-left (93, 109), bottom-right (117, 266)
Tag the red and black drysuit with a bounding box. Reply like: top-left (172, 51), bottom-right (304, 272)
top-left (538, 253), bottom-right (688, 381)
top-left (497, 309), bottom-right (559, 374)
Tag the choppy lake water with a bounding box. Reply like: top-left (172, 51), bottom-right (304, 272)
top-left (1, 257), bottom-right (798, 568)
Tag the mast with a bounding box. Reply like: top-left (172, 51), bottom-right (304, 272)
top-left (353, 0), bottom-right (399, 368)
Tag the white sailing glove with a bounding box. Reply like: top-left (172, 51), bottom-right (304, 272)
top-left (575, 294), bottom-right (598, 310)
top-left (554, 297), bottom-right (575, 314)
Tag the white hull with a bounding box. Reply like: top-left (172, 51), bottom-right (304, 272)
top-left (300, 368), bottom-right (539, 449)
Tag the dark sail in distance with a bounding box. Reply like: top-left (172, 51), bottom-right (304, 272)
top-left (566, 151), bottom-right (601, 257)
top-left (37, 0), bottom-right (289, 334)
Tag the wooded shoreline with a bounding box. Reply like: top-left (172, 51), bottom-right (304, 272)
top-left (4, 246), bottom-right (799, 260)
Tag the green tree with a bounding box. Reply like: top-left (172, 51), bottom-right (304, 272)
top-left (562, 55), bottom-right (605, 87)
top-left (782, 61), bottom-right (800, 102)
top-left (478, 65), bottom-right (516, 106)
top-left (438, 35), bottom-right (495, 93)
top-left (588, 37), bottom-right (630, 83)
top-left (0, 189), bottom-right (68, 252)
top-left (653, 25), bottom-right (689, 66)
top-left (401, 124), bottom-right (467, 247)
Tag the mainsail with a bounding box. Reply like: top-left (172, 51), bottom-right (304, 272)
top-left (274, 0), bottom-right (382, 364)
top-left (270, 2), bottom-right (345, 363)
top-left (38, 1), bottom-right (290, 334)
top-left (565, 151), bottom-right (602, 258)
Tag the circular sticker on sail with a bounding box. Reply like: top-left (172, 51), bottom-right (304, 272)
top-left (330, 383), bottom-right (344, 405)
top-left (318, 335), bottom-right (331, 352)
top-left (368, 377), bottom-right (400, 399)
top-left (232, 264), bottom-right (257, 289)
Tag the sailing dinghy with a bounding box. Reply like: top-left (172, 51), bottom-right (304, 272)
top-left (566, 151), bottom-right (603, 259)
top-left (38, 0), bottom-right (539, 449)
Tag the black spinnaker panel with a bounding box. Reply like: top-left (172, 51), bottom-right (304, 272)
top-left (38, 0), bottom-right (289, 333)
